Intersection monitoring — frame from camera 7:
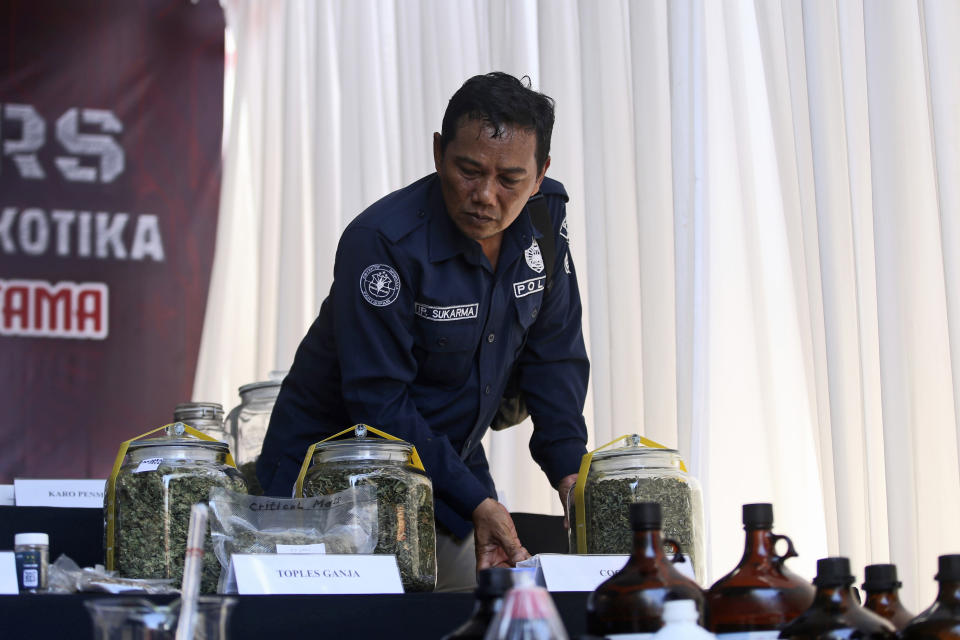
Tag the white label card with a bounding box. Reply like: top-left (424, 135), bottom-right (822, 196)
top-left (0, 552), bottom-right (18, 594)
top-left (717, 632), bottom-right (782, 640)
top-left (232, 554), bottom-right (404, 595)
top-left (275, 543), bottom-right (326, 554)
top-left (518, 554), bottom-right (629, 592)
top-left (14, 479), bottom-right (106, 508)
top-left (134, 458), bottom-right (163, 473)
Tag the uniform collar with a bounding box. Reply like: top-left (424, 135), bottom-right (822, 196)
top-left (427, 176), bottom-right (476, 264)
top-left (427, 174), bottom-right (541, 269)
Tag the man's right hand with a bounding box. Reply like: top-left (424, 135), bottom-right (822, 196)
top-left (473, 497), bottom-right (530, 571)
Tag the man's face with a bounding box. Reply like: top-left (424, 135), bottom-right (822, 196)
top-left (434, 118), bottom-right (549, 247)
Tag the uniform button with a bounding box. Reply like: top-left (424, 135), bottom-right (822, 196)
top-left (484, 385), bottom-right (492, 395)
top-left (531, 308), bottom-right (538, 319)
top-left (417, 210), bottom-right (426, 218)
top-left (437, 337), bottom-right (448, 347)
top-left (487, 333), bottom-right (496, 343)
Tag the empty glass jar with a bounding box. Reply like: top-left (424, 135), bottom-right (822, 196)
top-left (173, 402), bottom-right (228, 446)
top-left (225, 372), bottom-right (285, 495)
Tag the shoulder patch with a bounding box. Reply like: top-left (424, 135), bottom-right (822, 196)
top-left (525, 239), bottom-right (545, 273)
top-left (360, 264), bottom-right (401, 307)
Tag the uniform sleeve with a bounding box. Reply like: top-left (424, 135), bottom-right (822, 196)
top-left (331, 224), bottom-right (491, 519)
top-left (518, 196), bottom-right (590, 488)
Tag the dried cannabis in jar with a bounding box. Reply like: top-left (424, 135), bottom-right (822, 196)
top-left (569, 439), bottom-right (705, 583)
top-left (112, 439), bottom-right (246, 594)
top-left (300, 433), bottom-right (437, 592)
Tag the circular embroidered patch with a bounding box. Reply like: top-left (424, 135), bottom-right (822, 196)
top-left (360, 263), bottom-right (401, 307)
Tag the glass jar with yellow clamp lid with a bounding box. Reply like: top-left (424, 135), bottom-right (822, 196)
top-left (296, 424), bottom-right (437, 592)
top-left (568, 433), bottom-right (705, 583)
top-left (105, 422), bottom-right (246, 594)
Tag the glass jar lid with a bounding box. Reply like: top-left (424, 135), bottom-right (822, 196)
top-left (238, 379), bottom-right (282, 394)
top-left (127, 422), bottom-right (230, 455)
top-left (591, 434), bottom-right (684, 469)
top-left (173, 402), bottom-right (224, 421)
top-left (311, 424), bottom-right (414, 465)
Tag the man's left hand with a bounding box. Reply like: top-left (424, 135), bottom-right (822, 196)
top-left (473, 498), bottom-right (530, 570)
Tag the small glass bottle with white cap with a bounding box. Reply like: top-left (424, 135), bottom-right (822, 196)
top-left (14, 532), bottom-right (49, 593)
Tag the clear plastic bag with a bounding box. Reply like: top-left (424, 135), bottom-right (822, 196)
top-left (47, 554), bottom-right (178, 594)
top-left (208, 485), bottom-right (379, 592)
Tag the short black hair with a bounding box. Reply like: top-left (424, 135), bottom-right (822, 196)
top-left (439, 72), bottom-right (555, 174)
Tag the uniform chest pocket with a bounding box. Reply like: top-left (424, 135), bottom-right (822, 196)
top-left (513, 294), bottom-right (542, 331)
top-left (510, 294), bottom-right (542, 358)
top-left (412, 322), bottom-right (478, 388)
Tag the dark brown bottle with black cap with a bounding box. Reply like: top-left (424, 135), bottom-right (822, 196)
top-left (442, 568), bottom-right (514, 640)
top-left (862, 564), bottom-right (914, 630)
top-left (778, 557), bottom-right (896, 640)
top-left (586, 501), bottom-right (705, 637)
top-left (706, 503), bottom-right (814, 637)
top-left (901, 554), bottom-right (960, 640)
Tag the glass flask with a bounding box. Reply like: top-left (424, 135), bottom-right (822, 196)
top-left (778, 557), bottom-right (896, 640)
top-left (85, 597), bottom-right (235, 640)
top-left (224, 372), bottom-right (284, 495)
top-left (706, 503), bottom-right (814, 636)
top-left (568, 435), bottom-right (705, 583)
top-left (587, 502), bottom-right (705, 637)
top-left (107, 428), bottom-right (246, 594)
top-left (862, 564), bottom-right (914, 631)
top-left (173, 402), bottom-right (227, 446)
top-left (299, 425), bottom-right (437, 592)
top-left (901, 555), bottom-right (960, 640)
top-left (483, 568), bottom-right (569, 640)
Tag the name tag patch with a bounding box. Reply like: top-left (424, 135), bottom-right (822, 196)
top-left (513, 276), bottom-right (545, 298)
top-left (415, 302), bottom-right (479, 322)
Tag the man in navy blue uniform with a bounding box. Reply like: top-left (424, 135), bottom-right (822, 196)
top-left (257, 72), bottom-right (589, 591)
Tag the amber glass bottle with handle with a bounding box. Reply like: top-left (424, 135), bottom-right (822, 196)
top-left (705, 503), bottom-right (814, 637)
top-left (586, 502), bottom-right (704, 638)
top-left (862, 564), bottom-right (914, 631)
top-left (901, 554), bottom-right (960, 640)
top-left (778, 557), bottom-right (896, 640)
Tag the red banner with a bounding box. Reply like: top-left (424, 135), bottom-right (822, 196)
top-left (0, 0), bottom-right (225, 479)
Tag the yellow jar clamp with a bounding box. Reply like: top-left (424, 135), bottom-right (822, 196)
top-left (293, 424), bottom-right (425, 498)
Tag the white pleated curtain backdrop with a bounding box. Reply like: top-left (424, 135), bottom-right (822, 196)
top-left (196, 0), bottom-right (960, 608)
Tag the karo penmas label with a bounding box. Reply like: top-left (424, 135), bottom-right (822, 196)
top-left (14, 478), bottom-right (106, 508)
